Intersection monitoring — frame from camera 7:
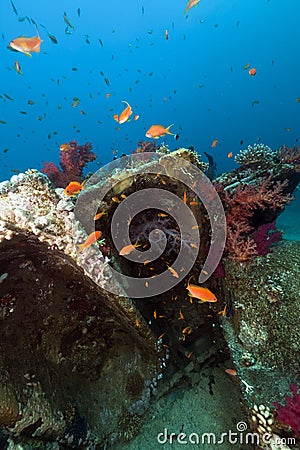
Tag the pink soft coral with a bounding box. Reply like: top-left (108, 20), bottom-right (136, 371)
top-left (273, 384), bottom-right (300, 437)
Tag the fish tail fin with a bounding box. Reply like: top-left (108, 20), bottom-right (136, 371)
top-left (77, 243), bottom-right (85, 253)
top-left (166, 124), bottom-right (175, 135)
top-left (81, 178), bottom-right (88, 189)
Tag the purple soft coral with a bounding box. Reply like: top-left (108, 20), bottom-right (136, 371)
top-left (253, 221), bottom-right (282, 256)
top-left (273, 384), bottom-right (300, 437)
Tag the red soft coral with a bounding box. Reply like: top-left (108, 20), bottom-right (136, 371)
top-left (42, 140), bottom-right (97, 188)
top-left (224, 178), bottom-right (292, 261)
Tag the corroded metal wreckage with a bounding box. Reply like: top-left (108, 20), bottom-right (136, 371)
top-left (0, 143), bottom-right (299, 449)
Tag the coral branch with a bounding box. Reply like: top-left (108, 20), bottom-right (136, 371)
top-left (224, 178), bottom-right (292, 262)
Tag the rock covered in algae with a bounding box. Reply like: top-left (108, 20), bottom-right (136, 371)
top-left (220, 241), bottom-right (300, 409)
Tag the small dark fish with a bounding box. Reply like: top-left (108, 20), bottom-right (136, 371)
top-left (236, 20), bottom-right (240, 27)
top-left (18, 16), bottom-right (25, 22)
top-left (251, 99), bottom-right (260, 107)
top-left (48, 133), bottom-right (51, 139)
top-left (19, 111), bottom-right (27, 114)
top-left (10, 0), bottom-right (18, 16)
top-left (147, 29), bottom-right (153, 34)
top-left (14, 61), bottom-right (22, 75)
top-left (100, 71), bottom-right (104, 76)
top-left (99, 38), bottom-right (103, 47)
top-left (72, 67), bottom-right (78, 71)
top-left (142, 5), bottom-right (144, 14)
top-left (174, 134), bottom-right (179, 141)
top-left (77, 8), bottom-right (81, 17)
top-left (4, 94), bottom-right (14, 101)
top-left (240, 139), bottom-right (243, 145)
top-left (85, 34), bottom-right (90, 44)
top-left (0, 120), bottom-right (7, 125)
top-left (27, 99), bottom-right (34, 105)
top-left (63, 12), bottom-right (74, 29)
top-left (3, 148), bottom-right (9, 152)
top-left (104, 77), bottom-right (110, 86)
top-left (48, 33), bottom-right (58, 44)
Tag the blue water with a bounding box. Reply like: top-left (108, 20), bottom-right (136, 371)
top-left (0, 0), bottom-right (299, 235)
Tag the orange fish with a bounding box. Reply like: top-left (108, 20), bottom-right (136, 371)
top-left (211, 139), bottom-right (218, 148)
top-left (227, 151), bottom-right (233, 158)
top-left (168, 266), bottom-right (179, 278)
top-left (185, 0), bottom-right (200, 14)
top-left (225, 368), bottom-right (237, 376)
top-left (146, 124), bottom-right (175, 139)
top-left (119, 243), bottom-right (140, 256)
top-left (9, 35), bottom-right (42, 57)
top-left (60, 143), bottom-right (72, 151)
top-left (187, 282), bottom-right (217, 303)
top-left (77, 231), bottom-right (102, 253)
top-left (64, 180), bottom-right (85, 196)
top-left (248, 67), bottom-right (257, 76)
top-left (113, 100), bottom-right (132, 124)
top-left (94, 212), bottom-right (107, 220)
top-left (134, 114), bottom-right (139, 121)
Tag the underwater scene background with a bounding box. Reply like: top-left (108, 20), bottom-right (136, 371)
top-left (0, 0), bottom-right (300, 449)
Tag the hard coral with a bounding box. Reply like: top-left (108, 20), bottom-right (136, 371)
top-left (273, 384), bottom-right (300, 437)
top-left (42, 140), bottom-right (96, 188)
top-left (235, 143), bottom-right (278, 168)
top-left (278, 144), bottom-right (300, 172)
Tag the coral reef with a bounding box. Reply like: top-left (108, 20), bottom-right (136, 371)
top-left (222, 178), bottom-right (291, 261)
top-left (42, 140), bottom-right (97, 187)
top-left (220, 239), bottom-right (300, 425)
top-left (0, 142), bottom-right (300, 449)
